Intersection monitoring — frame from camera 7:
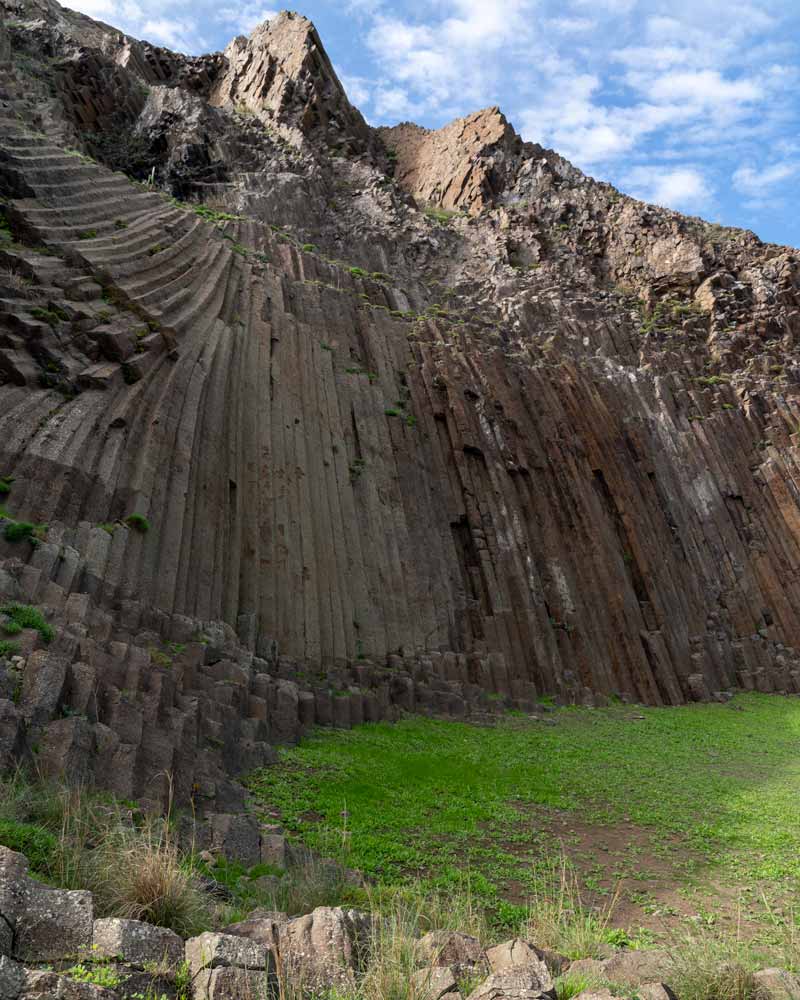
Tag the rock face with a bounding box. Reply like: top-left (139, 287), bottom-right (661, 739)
top-left (3, 0), bottom-right (800, 804)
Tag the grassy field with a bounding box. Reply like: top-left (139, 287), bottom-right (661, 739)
top-left (248, 693), bottom-right (800, 939)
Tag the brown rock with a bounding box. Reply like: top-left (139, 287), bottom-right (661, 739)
top-left (411, 965), bottom-right (459, 1000)
top-left (279, 906), bottom-right (372, 992)
top-left (753, 968), bottom-right (800, 999)
top-left (466, 967), bottom-right (556, 1000)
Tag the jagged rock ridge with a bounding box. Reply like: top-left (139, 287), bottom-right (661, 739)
top-left (1, 0), bottom-right (800, 810)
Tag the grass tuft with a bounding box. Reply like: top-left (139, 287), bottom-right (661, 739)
top-left (1, 602), bottom-right (54, 642)
top-left (125, 513), bottom-right (150, 533)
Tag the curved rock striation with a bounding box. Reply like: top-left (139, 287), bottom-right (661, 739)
top-left (1, 0), bottom-right (800, 780)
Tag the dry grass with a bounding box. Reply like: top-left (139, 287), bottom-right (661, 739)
top-left (90, 820), bottom-right (211, 937)
top-left (0, 267), bottom-right (33, 297)
top-left (523, 856), bottom-right (621, 959)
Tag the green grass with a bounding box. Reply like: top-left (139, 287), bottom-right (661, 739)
top-left (1, 602), bottom-right (54, 642)
top-left (124, 513), bottom-right (150, 533)
top-left (248, 694), bottom-right (800, 924)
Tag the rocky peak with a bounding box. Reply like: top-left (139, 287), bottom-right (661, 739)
top-left (378, 107), bottom-right (520, 215)
top-left (212, 11), bottom-right (373, 152)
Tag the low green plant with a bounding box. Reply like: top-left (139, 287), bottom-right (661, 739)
top-left (0, 476), bottom-right (12, 495)
top-left (77, 229), bottom-right (97, 240)
top-left (30, 306), bottom-right (65, 327)
top-left (66, 961), bottom-right (124, 989)
top-left (3, 520), bottom-right (35, 543)
top-left (0, 640), bottom-right (19, 658)
top-left (424, 205), bottom-right (459, 225)
top-left (1, 602), bottom-right (54, 642)
top-left (125, 513), bottom-right (150, 533)
top-left (2, 620), bottom-right (22, 635)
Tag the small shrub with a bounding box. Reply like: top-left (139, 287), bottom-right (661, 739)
top-left (1, 602), bottom-right (54, 642)
top-left (78, 229), bottom-right (97, 240)
top-left (0, 640), bottom-right (20, 658)
top-left (3, 520), bottom-right (35, 543)
top-left (91, 823), bottom-right (211, 936)
top-left (30, 307), bottom-right (64, 327)
top-left (125, 513), bottom-right (150, 533)
top-left (384, 408), bottom-right (400, 417)
top-left (2, 620), bottom-right (22, 635)
top-left (0, 476), bottom-right (12, 495)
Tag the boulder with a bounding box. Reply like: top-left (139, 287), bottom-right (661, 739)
top-left (0, 956), bottom-right (24, 1000)
top-left (9, 859), bottom-right (93, 963)
top-left (18, 969), bottom-right (117, 999)
top-left (193, 966), bottom-right (271, 1000)
top-left (185, 931), bottom-right (270, 976)
top-left (637, 986), bottom-right (677, 1000)
top-left (222, 909), bottom-right (288, 951)
top-left (753, 968), bottom-right (800, 999)
top-left (259, 825), bottom-right (289, 870)
top-left (565, 958), bottom-right (605, 980)
top-left (533, 947), bottom-right (570, 976)
top-left (486, 939), bottom-right (552, 987)
top-left (467, 967), bottom-right (557, 1000)
top-left (418, 930), bottom-right (488, 976)
top-left (601, 950), bottom-right (671, 987)
top-left (92, 916), bottom-right (184, 968)
top-left (280, 906), bottom-right (372, 991)
top-left (411, 965), bottom-right (459, 1000)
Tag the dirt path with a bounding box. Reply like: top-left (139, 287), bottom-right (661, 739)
top-left (497, 802), bottom-right (763, 938)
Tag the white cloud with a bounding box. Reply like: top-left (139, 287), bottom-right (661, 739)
top-left (646, 70), bottom-right (762, 107)
top-left (624, 166), bottom-right (712, 212)
top-left (216, 5), bottom-right (278, 34)
top-left (339, 71), bottom-right (372, 107)
top-left (140, 17), bottom-right (193, 47)
top-left (733, 161), bottom-right (799, 195)
top-left (63, 0), bottom-right (117, 16)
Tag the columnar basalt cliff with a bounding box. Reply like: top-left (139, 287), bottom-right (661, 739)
top-left (2, 0), bottom-right (800, 805)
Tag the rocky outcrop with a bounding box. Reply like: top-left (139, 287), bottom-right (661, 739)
top-left (211, 13), bottom-right (373, 153)
top-left (2, 850), bottom-right (797, 1000)
top-left (3, 0), bottom-right (800, 804)
top-left (378, 108), bottom-right (544, 216)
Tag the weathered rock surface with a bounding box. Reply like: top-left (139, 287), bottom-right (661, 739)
top-left (2, 0), bottom-right (800, 814)
top-left (93, 917), bottom-right (184, 968)
top-left (418, 930), bottom-right (488, 976)
top-left (411, 965), bottom-right (460, 1000)
top-left (279, 906), bottom-right (372, 991)
top-left (466, 967), bottom-right (556, 1000)
top-left (753, 968), bottom-right (800, 999)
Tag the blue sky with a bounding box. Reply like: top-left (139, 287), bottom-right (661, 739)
top-left (67, 0), bottom-right (800, 247)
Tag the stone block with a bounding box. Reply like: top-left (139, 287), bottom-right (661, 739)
top-left (185, 932), bottom-right (270, 976)
top-left (14, 881), bottom-right (93, 962)
top-left (92, 917), bottom-right (184, 968)
top-left (193, 966), bottom-right (272, 1000)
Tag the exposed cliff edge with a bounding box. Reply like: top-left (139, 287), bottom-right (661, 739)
top-left (2, 0), bottom-right (800, 808)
